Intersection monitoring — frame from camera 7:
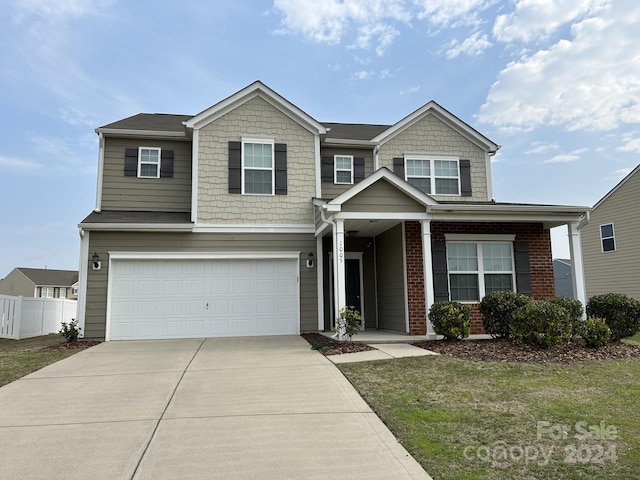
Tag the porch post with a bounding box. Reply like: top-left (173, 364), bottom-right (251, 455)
top-left (335, 219), bottom-right (347, 338)
top-left (421, 220), bottom-right (436, 338)
top-left (568, 222), bottom-right (587, 316)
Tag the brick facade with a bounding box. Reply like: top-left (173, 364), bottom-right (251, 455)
top-left (404, 220), bottom-right (555, 335)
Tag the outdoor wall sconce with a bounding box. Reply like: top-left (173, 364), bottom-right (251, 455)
top-left (92, 252), bottom-right (101, 271)
top-left (306, 252), bottom-right (314, 268)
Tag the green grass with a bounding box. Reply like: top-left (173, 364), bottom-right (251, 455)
top-left (0, 334), bottom-right (83, 387)
top-left (623, 331), bottom-right (640, 345)
top-left (339, 355), bottom-right (640, 480)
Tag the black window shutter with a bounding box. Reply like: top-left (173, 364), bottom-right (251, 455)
top-left (321, 156), bottom-right (333, 183)
top-left (460, 159), bottom-right (472, 196)
top-left (228, 141), bottom-right (242, 194)
top-left (354, 157), bottom-right (365, 183)
top-left (432, 240), bottom-right (450, 302)
top-left (274, 143), bottom-right (287, 195)
top-left (160, 150), bottom-right (174, 177)
top-left (514, 242), bottom-right (532, 296)
top-left (393, 157), bottom-right (405, 178)
top-left (124, 148), bottom-right (138, 176)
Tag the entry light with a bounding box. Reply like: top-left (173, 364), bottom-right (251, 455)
top-left (306, 252), bottom-right (315, 268)
top-left (92, 252), bottom-right (101, 271)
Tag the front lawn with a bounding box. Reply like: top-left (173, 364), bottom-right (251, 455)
top-left (339, 353), bottom-right (640, 480)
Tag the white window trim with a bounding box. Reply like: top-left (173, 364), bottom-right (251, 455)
top-left (41, 287), bottom-right (54, 298)
top-left (241, 137), bottom-right (275, 195)
top-left (447, 241), bottom-right (516, 303)
top-left (138, 147), bottom-right (161, 179)
top-left (600, 223), bottom-right (616, 253)
top-left (59, 288), bottom-right (66, 299)
top-left (334, 155), bottom-right (354, 184)
top-left (404, 154), bottom-right (460, 196)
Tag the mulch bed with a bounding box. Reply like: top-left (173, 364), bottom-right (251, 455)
top-left (301, 332), bottom-right (376, 356)
top-left (413, 337), bottom-right (640, 364)
top-left (43, 340), bottom-right (102, 351)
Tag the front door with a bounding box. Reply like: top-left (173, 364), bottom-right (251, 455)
top-left (346, 259), bottom-right (362, 314)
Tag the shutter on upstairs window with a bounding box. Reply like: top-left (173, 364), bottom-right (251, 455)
top-left (124, 148), bottom-right (138, 176)
top-left (160, 150), bottom-right (174, 177)
top-left (460, 159), bottom-right (472, 196)
top-left (321, 156), bottom-right (333, 182)
top-left (514, 242), bottom-right (532, 296)
top-left (393, 157), bottom-right (405, 178)
top-left (432, 240), bottom-right (450, 302)
top-left (274, 143), bottom-right (287, 195)
top-left (228, 141), bottom-right (242, 194)
top-left (354, 157), bottom-right (365, 183)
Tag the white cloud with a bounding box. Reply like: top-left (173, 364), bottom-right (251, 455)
top-left (606, 167), bottom-right (634, 182)
top-left (400, 86), bottom-right (420, 95)
top-left (445, 32), bottom-right (492, 58)
top-left (525, 141), bottom-right (559, 154)
top-left (618, 135), bottom-right (640, 153)
top-left (352, 70), bottom-right (373, 81)
top-left (479, 1), bottom-right (640, 133)
top-left (544, 154), bottom-right (580, 164)
top-left (415, 0), bottom-right (494, 27)
top-left (0, 155), bottom-right (42, 171)
top-left (11, 0), bottom-right (113, 22)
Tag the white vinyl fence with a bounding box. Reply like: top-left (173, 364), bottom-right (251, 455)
top-left (0, 295), bottom-right (77, 340)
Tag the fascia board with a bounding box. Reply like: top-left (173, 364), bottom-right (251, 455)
top-left (78, 223), bottom-right (194, 232)
top-left (192, 224), bottom-right (315, 234)
top-left (322, 138), bottom-right (378, 147)
top-left (94, 128), bottom-right (188, 139)
top-left (592, 164), bottom-right (640, 211)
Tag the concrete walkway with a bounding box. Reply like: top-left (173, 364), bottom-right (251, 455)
top-left (0, 336), bottom-right (431, 480)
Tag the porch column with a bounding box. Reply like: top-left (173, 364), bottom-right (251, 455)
top-left (335, 219), bottom-right (347, 337)
top-left (421, 220), bottom-right (436, 338)
top-left (568, 222), bottom-right (587, 316)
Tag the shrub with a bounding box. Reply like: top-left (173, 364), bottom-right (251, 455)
top-left (546, 296), bottom-right (584, 337)
top-left (59, 319), bottom-right (81, 342)
top-left (429, 301), bottom-right (471, 340)
top-left (586, 293), bottom-right (640, 341)
top-left (479, 291), bottom-right (533, 338)
top-left (511, 300), bottom-right (573, 349)
top-left (579, 318), bottom-right (611, 348)
top-left (335, 306), bottom-right (362, 341)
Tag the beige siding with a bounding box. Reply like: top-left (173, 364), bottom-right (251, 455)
top-left (0, 269), bottom-right (36, 297)
top-left (320, 147), bottom-right (375, 199)
top-left (197, 96), bottom-right (316, 224)
top-left (582, 171), bottom-right (640, 300)
top-left (375, 224), bottom-right (406, 332)
top-left (342, 180), bottom-right (425, 213)
top-left (101, 137), bottom-right (192, 212)
top-left (378, 114), bottom-right (489, 202)
top-left (84, 231), bottom-right (318, 339)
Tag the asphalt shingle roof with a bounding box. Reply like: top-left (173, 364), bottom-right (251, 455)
top-left (17, 268), bottom-right (78, 287)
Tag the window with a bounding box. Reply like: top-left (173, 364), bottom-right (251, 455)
top-left (138, 147), bottom-right (161, 178)
top-left (41, 287), bottom-right (54, 298)
top-left (243, 140), bottom-right (274, 194)
top-left (447, 242), bottom-right (514, 302)
top-left (405, 156), bottom-right (460, 195)
top-left (59, 288), bottom-right (66, 299)
top-left (600, 223), bottom-right (616, 252)
top-left (334, 155), bottom-right (353, 184)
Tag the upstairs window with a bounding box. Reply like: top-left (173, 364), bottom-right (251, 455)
top-left (124, 147), bottom-right (174, 178)
top-left (600, 223), bottom-right (616, 252)
top-left (334, 155), bottom-right (354, 184)
top-left (405, 156), bottom-right (460, 195)
top-left (138, 147), bottom-right (161, 178)
top-left (243, 140), bottom-right (274, 195)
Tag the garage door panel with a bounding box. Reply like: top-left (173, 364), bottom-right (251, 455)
top-left (109, 258), bottom-right (299, 340)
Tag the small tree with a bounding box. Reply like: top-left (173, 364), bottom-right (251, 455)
top-left (59, 319), bottom-right (81, 342)
top-left (335, 306), bottom-right (362, 341)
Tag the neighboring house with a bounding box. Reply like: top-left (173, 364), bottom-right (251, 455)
top-left (553, 259), bottom-right (574, 298)
top-left (0, 267), bottom-right (79, 300)
top-left (581, 165), bottom-right (640, 300)
top-left (77, 81), bottom-right (590, 340)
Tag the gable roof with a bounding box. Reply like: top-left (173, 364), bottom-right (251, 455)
top-left (592, 164), bottom-right (640, 210)
top-left (322, 123), bottom-right (390, 141)
top-left (15, 268), bottom-right (78, 287)
top-left (96, 113), bottom-right (192, 137)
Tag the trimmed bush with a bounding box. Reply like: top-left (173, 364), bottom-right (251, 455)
top-left (336, 306), bottom-right (362, 341)
top-left (429, 301), bottom-right (471, 340)
top-left (586, 293), bottom-right (640, 341)
top-left (479, 291), bottom-right (533, 338)
top-left (511, 299), bottom-right (573, 349)
top-left (579, 317), bottom-right (611, 348)
top-left (59, 319), bottom-right (81, 342)
top-left (546, 296), bottom-right (584, 337)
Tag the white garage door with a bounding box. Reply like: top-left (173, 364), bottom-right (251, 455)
top-left (108, 257), bottom-right (299, 340)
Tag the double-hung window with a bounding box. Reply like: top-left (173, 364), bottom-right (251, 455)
top-left (447, 242), bottom-right (514, 302)
top-left (59, 288), bottom-right (66, 299)
top-left (243, 139), bottom-right (274, 195)
top-left (334, 155), bottom-right (354, 184)
top-left (600, 223), bottom-right (616, 252)
top-left (405, 155), bottom-right (460, 195)
top-left (41, 287), bottom-right (54, 298)
top-left (138, 147), bottom-right (161, 178)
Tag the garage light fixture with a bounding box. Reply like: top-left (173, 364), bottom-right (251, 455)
top-left (92, 252), bottom-right (101, 271)
top-left (306, 252), bottom-right (314, 268)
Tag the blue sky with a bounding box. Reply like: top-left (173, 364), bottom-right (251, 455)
top-left (1, 0), bottom-right (639, 277)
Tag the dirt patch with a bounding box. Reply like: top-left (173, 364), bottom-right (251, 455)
top-left (43, 340), bottom-right (102, 351)
top-left (413, 337), bottom-right (640, 364)
top-left (301, 332), bottom-right (376, 356)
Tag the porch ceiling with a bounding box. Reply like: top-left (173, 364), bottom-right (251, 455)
top-left (338, 219), bottom-right (401, 238)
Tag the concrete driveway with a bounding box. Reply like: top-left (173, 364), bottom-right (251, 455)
top-left (0, 336), bottom-right (431, 479)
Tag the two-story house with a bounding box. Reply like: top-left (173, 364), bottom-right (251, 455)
top-left (77, 81), bottom-right (590, 340)
top-left (0, 267), bottom-right (78, 300)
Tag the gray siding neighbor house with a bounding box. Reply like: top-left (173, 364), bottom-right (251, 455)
top-left (0, 268), bottom-right (78, 300)
top-left (553, 259), bottom-right (574, 298)
top-left (77, 81), bottom-right (590, 340)
top-left (581, 165), bottom-right (640, 300)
